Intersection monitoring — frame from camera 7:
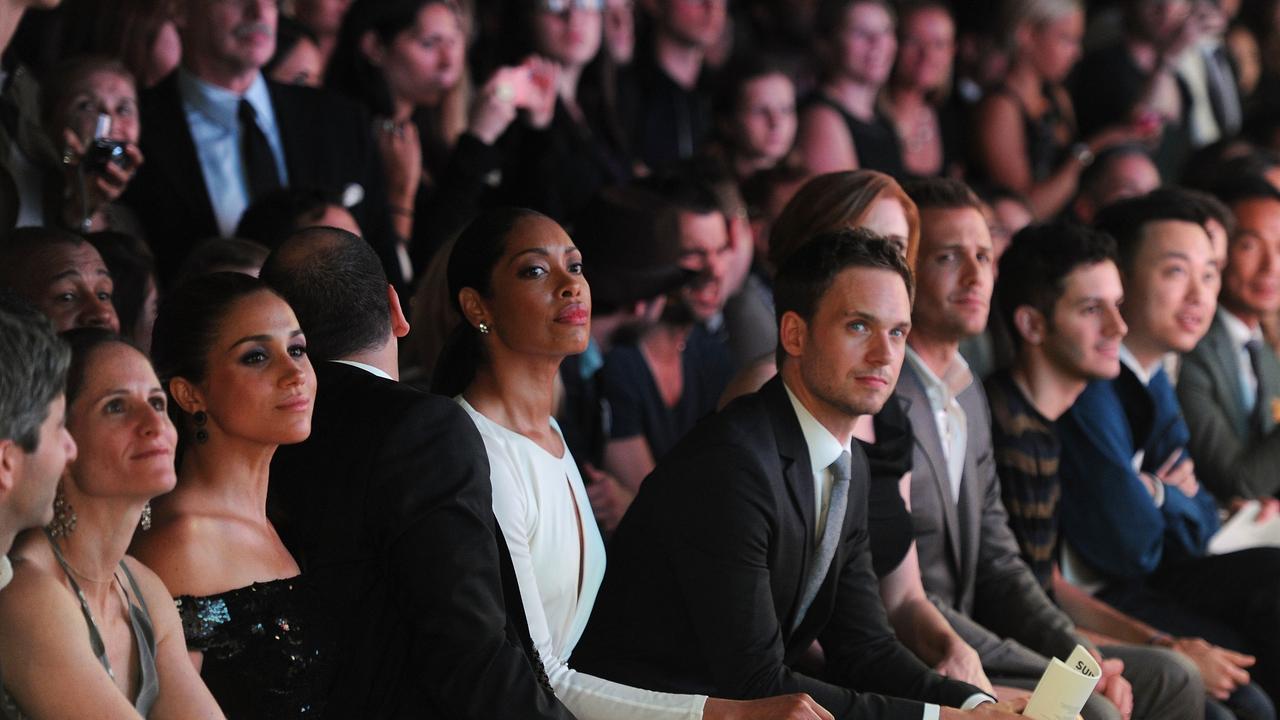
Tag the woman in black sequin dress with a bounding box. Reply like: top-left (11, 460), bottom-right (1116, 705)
top-left (132, 273), bottom-right (335, 718)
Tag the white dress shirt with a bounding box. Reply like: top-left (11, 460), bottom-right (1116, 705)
top-left (459, 399), bottom-right (706, 720)
top-left (781, 381), bottom-right (992, 720)
top-left (906, 348), bottom-right (971, 503)
top-left (332, 359), bottom-right (392, 380)
top-left (177, 69), bottom-right (289, 237)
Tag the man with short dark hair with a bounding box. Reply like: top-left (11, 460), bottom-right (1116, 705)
top-left (0, 227), bottom-right (119, 333)
top-left (990, 221), bottom-right (1260, 720)
top-left (262, 227), bottom-right (574, 720)
top-left (576, 229), bottom-right (1025, 720)
top-left (1059, 189), bottom-right (1280, 705)
top-left (1178, 180), bottom-right (1280, 501)
top-left (125, 0), bottom-right (394, 285)
top-left (0, 296), bottom-right (76, 581)
top-left (899, 178), bottom-right (1202, 720)
top-left (600, 170), bottom-right (735, 491)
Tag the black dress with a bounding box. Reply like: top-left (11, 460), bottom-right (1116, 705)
top-left (177, 576), bottom-right (335, 719)
top-left (858, 397), bottom-right (916, 579)
top-left (802, 93), bottom-right (906, 178)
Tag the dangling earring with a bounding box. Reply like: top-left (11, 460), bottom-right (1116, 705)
top-left (139, 501), bottom-right (152, 532)
top-left (193, 410), bottom-right (209, 443)
top-left (48, 486), bottom-right (76, 538)
top-left (477, 322), bottom-right (491, 335)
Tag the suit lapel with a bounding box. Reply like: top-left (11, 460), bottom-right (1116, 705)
top-left (900, 365), bottom-right (964, 576)
top-left (143, 74), bottom-right (218, 234)
top-left (268, 82), bottom-right (304, 180)
top-left (761, 378), bottom-right (817, 627)
top-left (1258, 341), bottom-right (1280, 434)
top-left (954, 388), bottom-right (982, 597)
top-left (1206, 317), bottom-right (1252, 438)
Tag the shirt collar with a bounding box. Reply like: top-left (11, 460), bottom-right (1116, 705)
top-left (333, 359), bottom-right (393, 380)
top-left (177, 68), bottom-right (272, 131)
top-left (1219, 307), bottom-right (1262, 347)
top-left (0, 555), bottom-right (11, 591)
top-left (906, 346), bottom-right (973, 405)
top-left (782, 381), bottom-right (849, 478)
top-left (1118, 343), bottom-right (1163, 387)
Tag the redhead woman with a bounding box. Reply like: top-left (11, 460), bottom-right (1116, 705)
top-left (433, 207), bottom-right (833, 720)
top-left (0, 330), bottom-right (224, 719)
top-left (133, 273), bottom-right (334, 719)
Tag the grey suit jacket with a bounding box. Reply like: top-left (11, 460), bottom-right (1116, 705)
top-left (897, 361), bottom-right (1084, 678)
top-left (1177, 311), bottom-right (1280, 500)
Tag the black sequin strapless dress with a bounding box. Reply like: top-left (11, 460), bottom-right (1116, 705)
top-left (177, 576), bottom-right (335, 719)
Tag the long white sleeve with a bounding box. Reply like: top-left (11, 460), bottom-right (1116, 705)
top-left (460, 401), bottom-right (707, 720)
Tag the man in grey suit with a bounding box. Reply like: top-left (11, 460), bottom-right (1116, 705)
top-left (1178, 179), bottom-right (1280, 501)
top-left (896, 178), bottom-right (1201, 720)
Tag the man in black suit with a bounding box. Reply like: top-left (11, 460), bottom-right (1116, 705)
top-left (123, 0), bottom-right (396, 286)
top-left (574, 230), bottom-right (1022, 720)
top-left (261, 227), bottom-right (572, 719)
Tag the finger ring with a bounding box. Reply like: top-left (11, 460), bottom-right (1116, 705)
top-left (379, 119), bottom-right (396, 134)
top-left (495, 83), bottom-right (514, 104)
top-left (61, 150), bottom-right (73, 166)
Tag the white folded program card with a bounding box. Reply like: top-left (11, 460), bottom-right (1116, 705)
top-left (1208, 500), bottom-right (1280, 555)
top-left (1023, 645), bottom-right (1101, 720)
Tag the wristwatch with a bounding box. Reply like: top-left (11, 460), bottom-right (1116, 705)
top-left (1070, 142), bottom-right (1095, 167)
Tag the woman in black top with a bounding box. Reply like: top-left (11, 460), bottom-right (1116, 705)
top-left (797, 0), bottom-right (904, 177)
top-left (494, 0), bottom-right (632, 225)
top-left (134, 274), bottom-right (335, 718)
top-left (971, 0), bottom-right (1140, 219)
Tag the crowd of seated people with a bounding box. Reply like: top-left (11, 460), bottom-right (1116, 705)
top-left (11, 0), bottom-right (1280, 718)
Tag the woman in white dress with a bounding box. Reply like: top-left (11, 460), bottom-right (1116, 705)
top-left (432, 207), bottom-right (832, 720)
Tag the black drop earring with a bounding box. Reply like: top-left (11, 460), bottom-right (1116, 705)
top-left (193, 410), bottom-right (209, 443)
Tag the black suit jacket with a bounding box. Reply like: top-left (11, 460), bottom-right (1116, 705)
top-left (573, 376), bottom-right (981, 720)
top-left (268, 362), bottom-right (573, 719)
top-left (123, 72), bottom-right (396, 285)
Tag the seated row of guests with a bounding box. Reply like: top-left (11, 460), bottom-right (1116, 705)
top-left (4, 168), bottom-right (1280, 720)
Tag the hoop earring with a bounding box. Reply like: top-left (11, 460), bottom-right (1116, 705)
top-left (477, 322), bottom-right (491, 335)
top-left (193, 410), bottom-right (209, 444)
top-left (139, 501), bottom-right (152, 532)
top-left (48, 486), bottom-right (77, 538)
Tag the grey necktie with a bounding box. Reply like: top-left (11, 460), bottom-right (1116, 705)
top-left (792, 450), bottom-right (851, 632)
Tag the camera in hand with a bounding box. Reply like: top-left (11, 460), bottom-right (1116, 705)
top-left (85, 138), bottom-right (130, 174)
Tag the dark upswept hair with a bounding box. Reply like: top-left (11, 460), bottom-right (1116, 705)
top-left (431, 207), bottom-right (549, 397)
top-left (1093, 188), bottom-right (1218, 276)
top-left (774, 228), bottom-right (913, 365)
top-left (150, 272), bottom-right (280, 388)
top-left (0, 293), bottom-right (71, 452)
top-left (325, 0), bottom-right (458, 118)
top-left (260, 227), bottom-right (391, 362)
top-left (995, 221), bottom-right (1119, 350)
